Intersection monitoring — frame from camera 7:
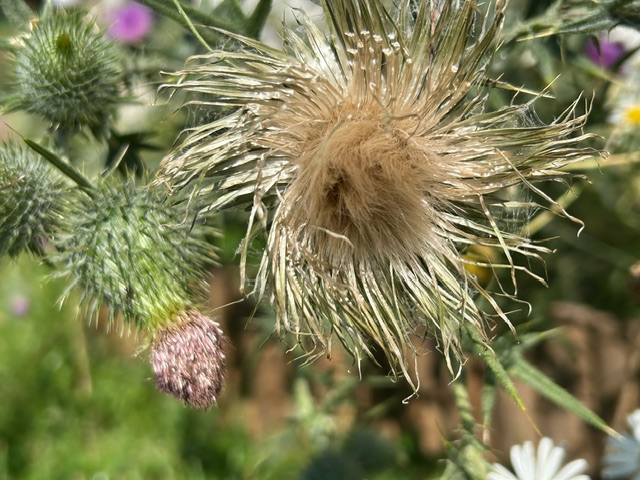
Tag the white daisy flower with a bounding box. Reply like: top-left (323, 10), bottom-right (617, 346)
top-left (489, 437), bottom-right (590, 480)
top-left (602, 410), bottom-right (640, 479)
top-left (609, 95), bottom-right (640, 131)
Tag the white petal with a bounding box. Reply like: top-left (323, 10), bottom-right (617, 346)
top-left (553, 458), bottom-right (589, 480)
top-left (537, 439), bottom-right (565, 480)
top-left (488, 464), bottom-right (519, 480)
top-left (629, 410), bottom-right (640, 442)
top-left (512, 442), bottom-right (536, 480)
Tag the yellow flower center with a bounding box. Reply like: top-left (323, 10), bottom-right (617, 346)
top-left (623, 105), bottom-right (640, 126)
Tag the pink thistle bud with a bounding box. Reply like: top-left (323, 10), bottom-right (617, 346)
top-left (151, 310), bottom-right (226, 410)
top-left (585, 37), bottom-right (626, 69)
top-left (10, 296), bottom-right (30, 317)
top-left (107, 2), bottom-right (154, 44)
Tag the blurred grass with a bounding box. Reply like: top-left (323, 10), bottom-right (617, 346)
top-left (0, 258), bottom-right (430, 479)
top-left (0, 257), bottom-right (261, 480)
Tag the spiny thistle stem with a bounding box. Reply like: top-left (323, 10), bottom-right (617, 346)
top-left (135, 0), bottom-right (239, 42)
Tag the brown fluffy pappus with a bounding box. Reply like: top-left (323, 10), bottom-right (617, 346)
top-left (287, 103), bottom-right (447, 261)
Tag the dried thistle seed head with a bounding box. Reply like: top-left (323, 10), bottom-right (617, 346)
top-left (158, 0), bottom-right (599, 389)
top-left (151, 310), bottom-right (226, 410)
top-left (10, 9), bottom-right (121, 134)
top-left (0, 142), bottom-right (67, 257)
top-left (289, 107), bottom-right (447, 260)
top-left (54, 178), bottom-right (217, 328)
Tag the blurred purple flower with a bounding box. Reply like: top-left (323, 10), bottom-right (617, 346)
top-left (585, 37), bottom-right (626, 69)
top-left (10, 296), bottom-right (29, 317)
top-left (107, 2), bottom-right (154, 43)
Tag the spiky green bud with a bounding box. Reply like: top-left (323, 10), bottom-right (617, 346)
top-left (151, 309), bottom-right (227, 410)
top-left (55, 178), bottom-right (216, 329)
top-left (10, 9), bottom-right (121, 134)
top-left (0, 141), bottom-right (67, 257)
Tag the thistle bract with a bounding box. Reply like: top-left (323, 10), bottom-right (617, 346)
top-left (0, 142), bottom-right (66, 257)
top-left (159, 0), bottom-right (596, 388)
top-left (10, 9), bottom-right (121, 134)
top-left (55, 178), bottom-right (216, 329)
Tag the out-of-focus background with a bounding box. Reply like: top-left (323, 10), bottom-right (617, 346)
top-left (2, 0), bottom-right (640, 478)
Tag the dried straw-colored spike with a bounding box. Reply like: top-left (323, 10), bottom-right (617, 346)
top-left (158, 0), bottom-right (599, 392)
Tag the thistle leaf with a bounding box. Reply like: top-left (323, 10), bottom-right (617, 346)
top-left (510, 357), bottom-right (617, 436)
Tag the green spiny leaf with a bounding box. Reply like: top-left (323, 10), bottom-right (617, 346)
top-left (23, 137), bottom-right (96, 195)
top-left (0, 0), bottom-right (33, 27)
top-left (510, 357), bottom-right (616, 436)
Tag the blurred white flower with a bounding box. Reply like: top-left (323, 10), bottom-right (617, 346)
top-left (489, 437), bottom-right (590, 480)
top-left (602, 410), bottom-right (640, 479)
top-left (606, 59), bottom-right (640, 152)
top-left (609, 95), bottom-right (640, 131)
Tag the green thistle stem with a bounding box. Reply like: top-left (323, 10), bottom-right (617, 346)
top-left (170, 0), bottom-right (213, 50)
top-left (446, 382), bottom-right (491, 479)
top-left (136, 0), bottom-right (240, 40)
top-left (451, 380), bottom-right (477, 434)
top-left (23, 138), bottom-right (96, 197)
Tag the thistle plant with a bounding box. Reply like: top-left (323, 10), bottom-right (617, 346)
top-left (4, 7), bottom-right (121, 135)
top-left (52, 176), bottom-right (225, 409)
top-left (0, 0), bottom-right (634, 475)
top-left (0, 3), bottom-right (229, 409)
top-left (158, 0), bottom-right (597, 389)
